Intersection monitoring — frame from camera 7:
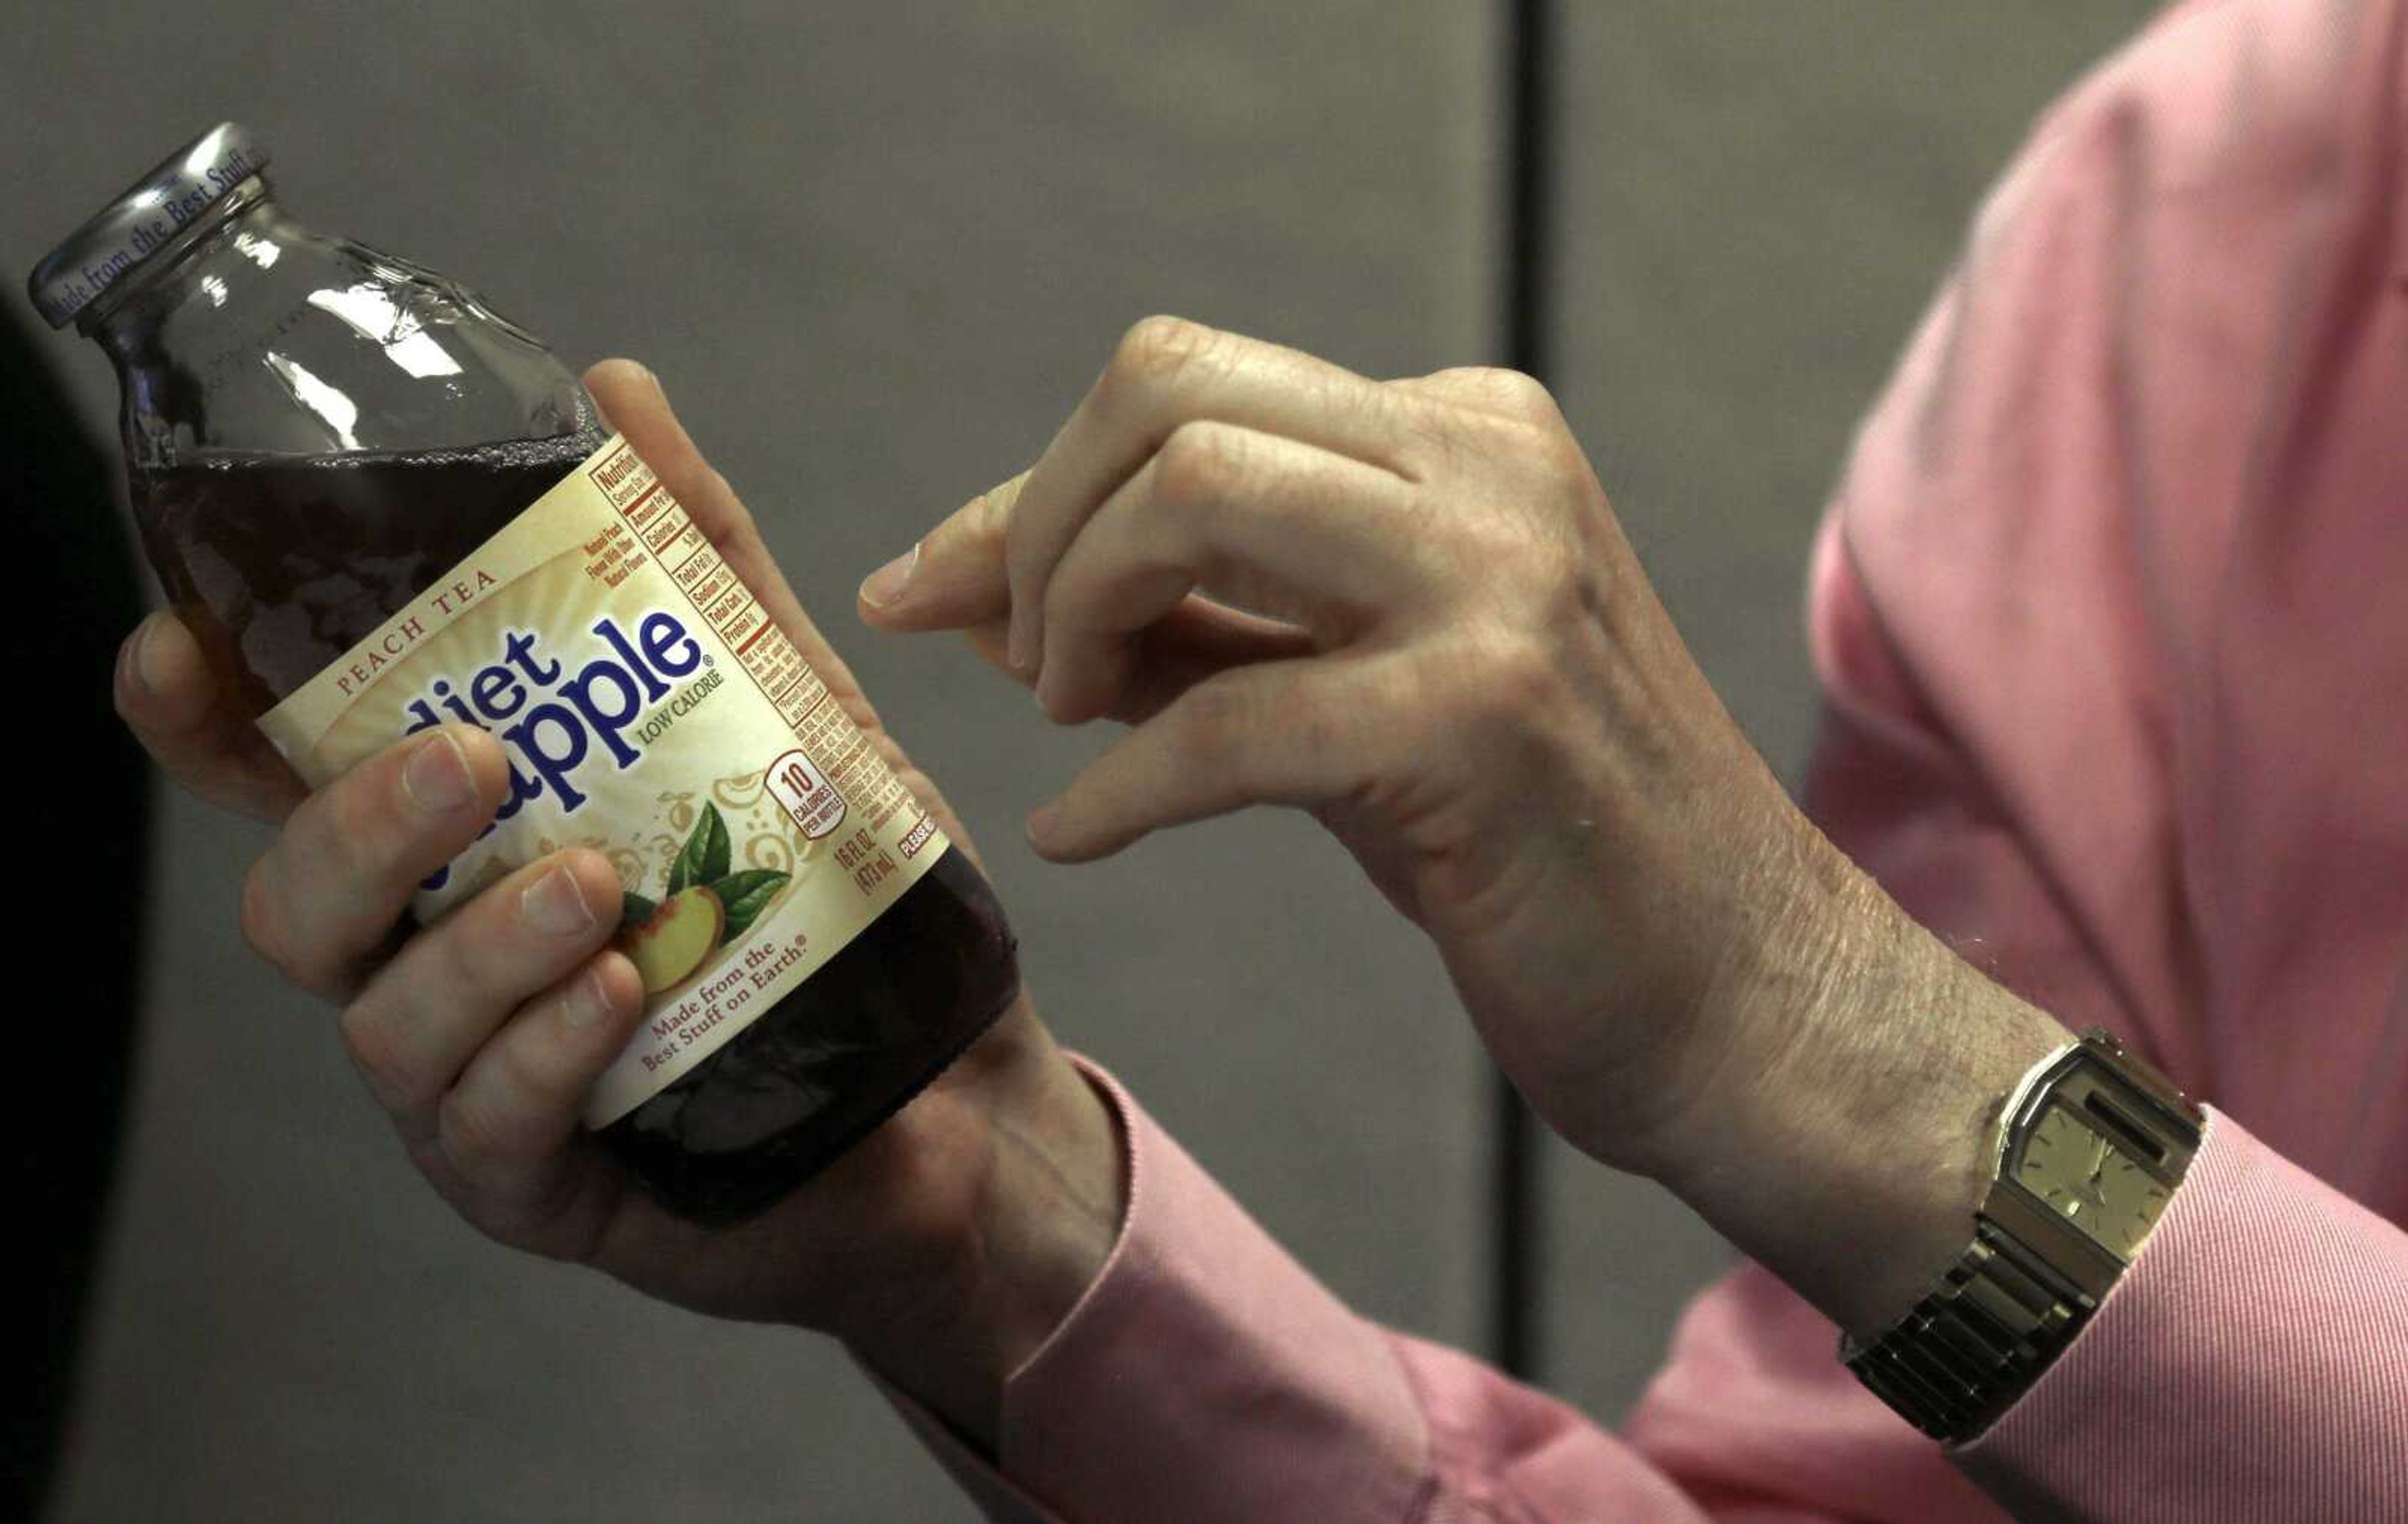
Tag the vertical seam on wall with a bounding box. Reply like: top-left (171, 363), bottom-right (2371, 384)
top-left (1490, 0), bottom-right (1555, 1385)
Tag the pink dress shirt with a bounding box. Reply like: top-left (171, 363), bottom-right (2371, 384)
top-left (869, 0), bottom-right (2408, 1516)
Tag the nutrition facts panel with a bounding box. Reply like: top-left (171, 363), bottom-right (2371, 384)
top-left (589, 440), bottom-right (834, 732)
top-left (583, 438), bottom-right (929, 850)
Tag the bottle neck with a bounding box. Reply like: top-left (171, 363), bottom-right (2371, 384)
top-left (78, 176), bottom-right (279, 344)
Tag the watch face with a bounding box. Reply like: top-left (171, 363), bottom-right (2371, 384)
top-left (2017, 1103), bottom-right (2172, 1258)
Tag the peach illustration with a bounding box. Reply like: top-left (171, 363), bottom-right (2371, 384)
top-left (622, 885), bottom-right (726, 993)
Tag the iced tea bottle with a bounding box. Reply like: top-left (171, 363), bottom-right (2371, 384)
top-left (35, 123), bottom-right (1020, 1224)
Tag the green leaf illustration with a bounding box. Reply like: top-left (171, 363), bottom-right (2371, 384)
top-left (707, 869), bottom-right (792, 944)
top-left (619, 891), bottom-right (658, 932)
top-left (667, 802), bottom-right (731, 894)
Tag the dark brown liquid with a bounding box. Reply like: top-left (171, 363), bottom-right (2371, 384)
top-left (135, 440), bottom-right (1019, 1224)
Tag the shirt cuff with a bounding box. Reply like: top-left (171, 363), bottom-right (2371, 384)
top-left (858, 1052), bottom-right (1434, 1524)
top-left (1953, 1105), bottom-right (2408, 1521)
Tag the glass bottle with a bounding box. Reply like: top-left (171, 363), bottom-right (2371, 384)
top-left (34, 123), bottom-right (1020, 1224)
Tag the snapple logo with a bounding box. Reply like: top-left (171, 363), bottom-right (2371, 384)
top-left (403, 611), bottom-right (705, 890)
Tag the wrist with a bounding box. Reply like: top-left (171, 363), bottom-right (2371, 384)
top-left (1652, 843), bottom-right (2072, 1338)
top-left (846, 1044), bottom-right (1127, 1454)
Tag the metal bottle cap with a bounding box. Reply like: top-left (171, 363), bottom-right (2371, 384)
top-left (28, 122), bottom-right (272, 328)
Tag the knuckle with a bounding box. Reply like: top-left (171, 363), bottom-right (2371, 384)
top-left (427, 903), bottom-right (506, 1002)
top-left (1270, 675), bottom-right (1354, 776)
top-left (436, 1085), bottom-right (521, 1180)
top-left (1328, 667), bottom-right (1412, 792)
top-left (1500, 407), bottom-right (1594, 498)
top-left (1507, 512), bottom-right (1587, 590)
top-left (312, 772), bottom-right (396, 885)
top-left (969, 475), bottom-right (1021, 545)
top-left (1459, 634), bottom-right (1568, 730)
top-left (1494, 638), bottom-right (1567, 713)
top-left (109, 663), bottom-right (145, 728)
top-left (238, 857), bottom-right (290, 973)
top-left (1471, 409), bottom-right (1566, 470)
top-left (1418, 631), bottom-right (1564, 750)
top-left (338, 999), bottom-right (425, 1113)
top-left (1175, 673), bottom-right (1261, 764)
top-left (1153, 420), bottom-right (1244, 512)
top-left (1530, 418), bottom-right (1594, 486)
top-left (999, 477), bottom-right (1056, 575)
top-left (1479, 367), bottom-right (1561, 424)
top-left (1441, 377), bottom-right (1583, 486)
top-left (240, 850), bottom-right (349, 995)
top-left (699, 466), bottom-right (762, 540)
top-left (1434, 502), bottom-right (1561, 600)
top-left (1108, 315), bottom-right (1220, 399)
top-left (1039, 554), bottom-right (1089, 637)
top-left (1165, 674), bottom-right (1281, 770)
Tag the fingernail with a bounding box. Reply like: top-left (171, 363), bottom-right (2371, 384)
top-left (1008, 625), bottom-right (1038, 676)
top-left (129, 614), bottom-right (171, 697)
top-left (522, 863), bottom-right (596, 937)
top-left (639, 363), bottom-right (665, 397)
top-left (858, 542), bottom-right (920, 609)
top-left (561, 967), bottom-right (616, 1030)
top-left (1026, 800), bottom-right (1061, 846)
top-left (403, 731), bottom-right (478, 813)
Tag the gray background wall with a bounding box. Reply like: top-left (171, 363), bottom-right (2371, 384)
top-left (8, 4), bottom-right (2152, 1519)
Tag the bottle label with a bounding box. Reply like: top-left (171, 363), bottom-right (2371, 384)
top-left (257, 435), bottom-right (953, 1127)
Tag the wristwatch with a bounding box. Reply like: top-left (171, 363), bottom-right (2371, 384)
top-left (1839, 1026), bottom-right (2204, 1442)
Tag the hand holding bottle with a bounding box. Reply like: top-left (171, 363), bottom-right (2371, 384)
top-left (114, 362), bottom-right (1126, 1452)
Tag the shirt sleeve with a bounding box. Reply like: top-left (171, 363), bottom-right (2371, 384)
top-left (860, 1059), bottom-right (2405, 1524)
top-left (860, 1054), bottom-right (1714, 1524)
top-left (1955, 1105), bottom-right (2408, 1520)
top-left (1611, 520), bottom-right (2408, 1524)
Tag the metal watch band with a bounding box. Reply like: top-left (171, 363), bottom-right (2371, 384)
top-left (1839, 1028), bottom-right (2204, 1442)
top-left (1840, 1217), bottom-right (2093, 1440)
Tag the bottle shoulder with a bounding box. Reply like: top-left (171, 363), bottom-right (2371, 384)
top-left (100, 204), bottom-right (590, 466)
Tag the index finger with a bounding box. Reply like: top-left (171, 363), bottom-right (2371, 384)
top-left (1006, 317), bottom-right (1414, 678)
top-left (853, 470), bottom-right (1028, 633)
top-left (115, 610), bottom-right (308, 823)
